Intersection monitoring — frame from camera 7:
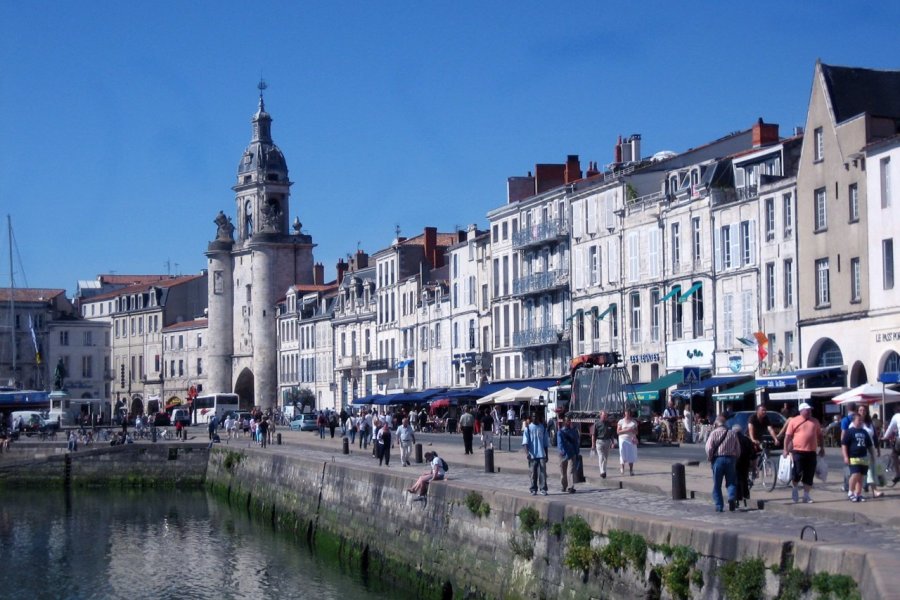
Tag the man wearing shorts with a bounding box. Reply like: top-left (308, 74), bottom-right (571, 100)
top-left (842, 412), bottom-right (874, 502)
top-left (884, 411), bottom-right (900, 486)
top-left (782, 402), bottom-right (824, 503)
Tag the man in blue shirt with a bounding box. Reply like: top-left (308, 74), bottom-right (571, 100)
top-left (842, 412), bottom-right (874, 502)
top-left (522, 413), bottom-right (550, 495)
top-left (557, 417), bottom-right (581, 494)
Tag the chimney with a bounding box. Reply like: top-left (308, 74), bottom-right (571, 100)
top-left (423, 227), bottom-right (437, 267)
top-left (752, 118), bottom-right (780, 147)
top-left (564, 155), bottom-right (582, 184)
top-left (507, 176), bottom-right (536, 203)
top-left (614, 135), bottom-right (623, 164)
top-left (354, 250), bottom-right (369, 270)
top-left (336, 259), bottom-right (348, 283)
top-left (586, 161), bottom-right (600, 177)
top-left (312, 262), bottom-right (324, 286)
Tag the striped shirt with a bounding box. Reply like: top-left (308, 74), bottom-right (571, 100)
top-left (705, 426), bottom-right (741, 461)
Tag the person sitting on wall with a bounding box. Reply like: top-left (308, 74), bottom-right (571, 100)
top-left (407, 451), bottom-right (446, 499)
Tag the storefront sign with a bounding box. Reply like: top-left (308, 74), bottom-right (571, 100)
top-left (628, 353), bottom-right (661, 364)
top-left (875, 331), bottom-right (900, 343)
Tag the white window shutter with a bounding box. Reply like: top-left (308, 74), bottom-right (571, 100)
top-left (714, 228), bottom-right (721, 272)
top-left (573, 203), bottom-right (584, 240)
top-left (574, 247), bottom-right (584, 290)
top-left (730, 224), bottom-right (740, 270)
top-left (609, 238), bottom-right (619, 283)
top-left (748, 219), bottom-right (757, 265)
top-left (587, 199), bottom-right (597, 235)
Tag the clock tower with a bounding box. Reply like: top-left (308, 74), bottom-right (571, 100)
top-left (206, 82), bottom-right (316, 410)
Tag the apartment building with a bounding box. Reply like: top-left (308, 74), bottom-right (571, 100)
top-left (796, 62), bottom-right (900, 384)
top-left (447, 226), bottom-right (490, 388)
top-left (331, 253), bottom-right (375, 405)
top-left (160, 318), bottom-right (208, 408)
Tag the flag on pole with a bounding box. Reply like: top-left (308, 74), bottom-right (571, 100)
top-left (736, 337), bottom-right (755, 347)
top-left (754, 331), bottom-right (768, 362)
top-left (29, 315), bottom-right (42, 365)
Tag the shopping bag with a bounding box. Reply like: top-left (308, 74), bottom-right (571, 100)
top-left (815, 455), bottom-right (828, 482)
top-left (777, 454), bottom-right (793, 485)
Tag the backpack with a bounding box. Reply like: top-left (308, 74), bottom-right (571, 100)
top-left (440, 457), bottom-right (449, 472)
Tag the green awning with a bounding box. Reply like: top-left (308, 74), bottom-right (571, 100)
top-left (677, 282), bottom-right (702, 303)
top-left (633, 370), bottom-right (683, 396)
top-left (712, 379), bottom-right (759, 401)
top-left (632, 390), bottom-right (659, 402)
top-left (595, 303), bottom-right (617, 320)
top-left (565, 308), bottom-right (585, 323)
top-left (658, 285), bottom-right (681, 303)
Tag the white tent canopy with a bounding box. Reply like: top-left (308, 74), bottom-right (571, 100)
top-left (768, 387), bottom-right (844, 401)
top-left (831, 383), bottom-right (900, 405)
top-left (476, 388), bottom-right (516, 405)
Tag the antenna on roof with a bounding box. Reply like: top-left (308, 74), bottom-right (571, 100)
top-left (395, 225), bottom-right (401, 238)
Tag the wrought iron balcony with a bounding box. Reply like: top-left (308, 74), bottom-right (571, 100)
top-left (336, 355), bottom-right (366, 370)
top-left (512, 269), bottom-right (569, 297)
top-left (513, 325), bottom-right (563, 348)
top-left (365, 357), bottom-right (396, 371)
top-left (512, 218), bottom-right (569, 249)
top-left (736, 185), bottom-right (758, 202)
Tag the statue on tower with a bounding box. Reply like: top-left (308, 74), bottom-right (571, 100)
top-left (259, 198), bottom-right (282, 233)
top-left (214, 210), bottom-right (235, 241)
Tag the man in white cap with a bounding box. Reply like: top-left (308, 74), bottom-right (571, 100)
top-left (782, 402), bottom-right (825, 503)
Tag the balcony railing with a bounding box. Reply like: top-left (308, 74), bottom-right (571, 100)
top-left (337, 355), bottom-right (366, 370)
top-left (366, 358), bottom-right (396, 371)
top-left (512, 218), bottom-right (569, 249)
top-left (513, 325), bottom-right (562, 348)
top-left (512, 269), bottom-right (569, 297)
top-left (736, 185), bottom-right (758, 202)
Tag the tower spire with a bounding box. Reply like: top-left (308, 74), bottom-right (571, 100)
top-left (257, 78), bottom-right (267, 112)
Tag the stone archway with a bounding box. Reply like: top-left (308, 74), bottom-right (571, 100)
top-left (234, 368), bottom-right (255, 410)
top-left (807, 337), bottom-right (844, 368)
top-left (130, 395), bottom-right (145, 416)
top-left (848, 361), bottom-right (868, 387)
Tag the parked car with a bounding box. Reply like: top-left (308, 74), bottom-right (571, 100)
top-left (172, 408), bottom-right (191, 427)
top-left (724, 411), bottom-right (787, 443)
top-left (290, 413), bottom-right (318, 432)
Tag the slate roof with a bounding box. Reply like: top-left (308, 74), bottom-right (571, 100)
top-left (0, 288), bottom-right (66, 303)
top-left (821, 63), bottom-right (900, 124)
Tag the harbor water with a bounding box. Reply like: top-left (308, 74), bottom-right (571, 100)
top-left (0, 488), bottom-right (408, 600)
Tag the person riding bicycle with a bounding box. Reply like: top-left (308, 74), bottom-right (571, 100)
top-left (748, 405), bottom-right (779, 477)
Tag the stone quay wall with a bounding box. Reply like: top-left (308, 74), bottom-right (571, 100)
top-left (0, 443), bottom-right (209, 488)
top-left (206, 447), bottom-right (888, 600)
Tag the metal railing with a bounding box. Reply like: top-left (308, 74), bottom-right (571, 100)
top-left (513, 325), bottom-right (562, 348)
top-left (512, 218), bottom-right (569, 248)
top-left (365, 358), bottom-right (396, 371)
top-left (512, 269), bottom-right (569, 296)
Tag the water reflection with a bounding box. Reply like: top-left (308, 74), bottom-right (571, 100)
top-left (0, 489), bottom-right (402, 600)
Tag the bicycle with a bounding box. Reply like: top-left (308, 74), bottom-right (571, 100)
top-left (751, 440), bottom-right (778, 492)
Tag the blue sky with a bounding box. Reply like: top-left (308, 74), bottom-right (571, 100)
top-left (1, 1), bottom-right (898, 291)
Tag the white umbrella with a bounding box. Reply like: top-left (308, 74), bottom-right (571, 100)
top-left (497, 386), bottom-right (547, 404)
top-left (476, 388), bottom-right (516, 405)
top-left (831, 383), bottom-right (900, 405)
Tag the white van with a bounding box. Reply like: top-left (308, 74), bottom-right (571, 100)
top-left (11, 411), bottom-right (57, 434)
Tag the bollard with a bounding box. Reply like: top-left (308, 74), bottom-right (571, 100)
top-left (484, 448), bottom-right (495, 473)
top-left (277, 433), bottom-right (282, 446)
top-left (151, 427), bottom-right (157, 443)
top-left (415, 443), bottom-right (423, 464)
top-left (342, 437), bottom-right (350, 455)
top-left (672, 463), bottom-right (687, 500)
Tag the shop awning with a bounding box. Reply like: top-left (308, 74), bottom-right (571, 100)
top-left (658, 285), bottom-right (681, 303)
top-left (394, 359), bottom-right (413, 369)
top-left (712, 379), bottom-right (759, 402)
top-left (677, 282), bottom-right (702, 303)
top-left (471, 378), bottom-right (558, 398)
top-left (630, 371), bottom-right (684, 402)
top-left (565, 308), bottom-right (585, 323)
top-left (594, 303), bottom-right (617, 320)
top-left (672, 374), bottom-right (752, 399)
top-left (391, 388), bottom-right (447, 404)
top-left (757, 366), bottom-right (843, 389)
top-left (352, 394), bottom-right (383, 405)
top-left (768, 387), bottom-right (844, 401)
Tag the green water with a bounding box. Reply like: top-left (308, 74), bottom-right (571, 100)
top-left (0, 488), bottom-right (407, 600)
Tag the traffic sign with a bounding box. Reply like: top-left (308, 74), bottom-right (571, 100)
top-left (683, 366), bottom-right (701, 385)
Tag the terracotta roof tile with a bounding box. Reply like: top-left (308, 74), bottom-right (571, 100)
top-left (162, 318), bottom-right (208, 332)
top-left (0, 288), bottom-right (66, 303)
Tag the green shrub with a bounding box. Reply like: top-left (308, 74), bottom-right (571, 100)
top-left (563, 515), bottom-right (593, 547)
top-left (564, 545), bottom-right (595, 572)
top-left (777, 568), bottom-right (809, 600)
top-left (597, 529), bottom-right (647, 573)
top-left (660, 546), bottom-right (699, 600)
top-left (518, 506), bottom-right (544, 535)
top-left (811, 572), bottom-right (860, 600)
top-left (720, 558), bottom-right (766, 600)
top-left (222, 450), bottom-right (244, 472)
top-left (464, 491), bottom-right (491, 518)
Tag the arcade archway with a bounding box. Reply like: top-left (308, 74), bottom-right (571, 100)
top-left (234, 368), bottom-right (255, 410)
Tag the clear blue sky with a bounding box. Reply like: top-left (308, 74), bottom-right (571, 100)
top-left (1, 1), bottom-right (898, 291)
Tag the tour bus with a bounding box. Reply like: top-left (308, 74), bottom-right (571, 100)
top-left (192, 393), bottom-right (240, 425)
top-left (48, 397), bottom-right (109, 427)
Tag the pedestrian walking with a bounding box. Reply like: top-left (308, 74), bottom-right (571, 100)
top-left (705, 415), bottom-right (742, 512)
top-left (617, 408), bottom-right (639, 475)
top-left (377, 423), bottom-right (392, 466)
top-left (396, 417), bottom-right (415, 466)
top-left (459, 407), bottom-right (475, 455)
top-left (522, 413), bottom-right (549, 495)
top-left (480, 409), bottom-right (495, 449)
top-left (557, 417), bottom-right (580, 493)
top-left (858, 405), bottom-right (884, 498)
top-left (885, 411), bottom-right (900, 485)
top-left (258, 417), bottom-right (269, 449)
top-left (590, 410), bottom-right (615, 478)
top-left (783, 402), bottom-right (825, 504)
top-left (842, 412), bottom-right (875, 502)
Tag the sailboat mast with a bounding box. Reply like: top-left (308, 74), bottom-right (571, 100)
top-left (7, 215), bottom-right (15, 384)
